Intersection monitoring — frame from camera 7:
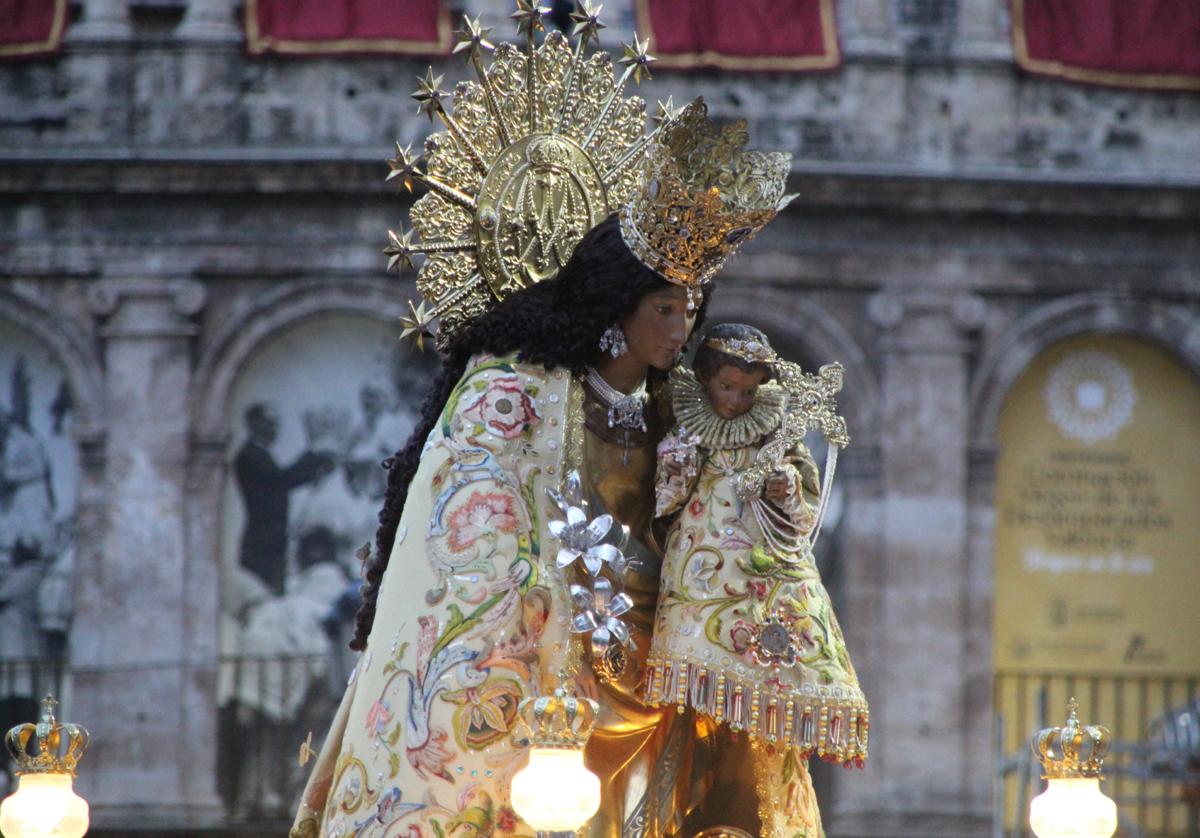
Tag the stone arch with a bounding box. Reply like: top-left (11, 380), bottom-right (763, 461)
top-left (191, 279), bottom-right (416, 437)
top-left (187, 280), bottom-right (422, 816)
top-left (709, 286), bottom-right (881, 441)
top-left (970, 293), bottom-right (1200, 450)
top-left (0, 287), bottom-right (106, 437)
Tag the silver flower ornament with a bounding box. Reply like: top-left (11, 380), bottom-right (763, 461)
top-left (546, 473), bottom-right (627, 576)
top-left (570, 577), bottom-right (635, 652)
top-left (549, 510), bottom-right (619, 576)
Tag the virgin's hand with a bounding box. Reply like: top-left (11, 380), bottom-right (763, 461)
top-left (573, 669), bottom-right (601, 703)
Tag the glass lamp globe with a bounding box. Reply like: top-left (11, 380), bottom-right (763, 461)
top-left (1029, 777), bottom-right (1117, 838)
top-left (510, 746), bottom-right (601, 833)
top-left (0, 773), bottom-right (90, 838)
top-left (1, 695), bottom-right (90, 838)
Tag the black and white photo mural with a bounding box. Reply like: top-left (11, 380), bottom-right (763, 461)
top-left (0, 319), bottom-right (77, 791)
top-left (217, 313), bottom-right (433, 815)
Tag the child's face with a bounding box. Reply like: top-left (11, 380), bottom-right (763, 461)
top-left (705, 364), bottom-right (768, 420)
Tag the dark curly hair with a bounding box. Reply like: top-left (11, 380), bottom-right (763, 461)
top-left (351, 213), bottom-right (712, 650)
top-left (692, 322), bottom-right (774, 384)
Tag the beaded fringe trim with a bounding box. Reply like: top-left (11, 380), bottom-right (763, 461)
top-left (645, 656), bottom-right (869, 767)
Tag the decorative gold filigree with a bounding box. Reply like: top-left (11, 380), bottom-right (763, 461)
top-left (389, 3), bottom-right (671, 349)
top-left (619, 98), bottom-right (794, 288)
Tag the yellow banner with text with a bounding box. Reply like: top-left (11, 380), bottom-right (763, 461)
top-left (994, 334), bottom-right (1200, 675)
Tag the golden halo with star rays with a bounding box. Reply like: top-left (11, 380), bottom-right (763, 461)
top-left (386, 1), bottom-right (677, 349)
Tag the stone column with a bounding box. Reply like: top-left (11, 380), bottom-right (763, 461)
top-left (69, 0), bottom-right (132, 41)
top-left (177, 0), bottom-right (241, 43)
top-left (73, 279), bottom-right (221, 826)
top-left (64, 0), bottom-right (134, 146)
top-left (181, 431), bottom-right (229, 812)
top-left (172, 0), bottom-right (241, 144)
top-left (855, 290), bottom-right (989, 835)
top-left (823, 443), bottom-right (888, 825)
top-left (964, 443), bottom-right (999, 814)
top-left (833, 443), bottom-right (887, 691)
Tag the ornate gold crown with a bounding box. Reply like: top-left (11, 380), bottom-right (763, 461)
top-left (516, 683), bottom-right (599, 750)
top-left (386, 2), bottom-right (679, 349)
top-left (618, 98), bottom-right (794, 293)
top-left (5, 695), bottom-right (89, 776)
top-left (703, 335), bottom-right (777, 365)
top-left (1032, 698), bottom-right (1112, 780)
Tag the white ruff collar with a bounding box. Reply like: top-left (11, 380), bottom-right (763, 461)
top-left (670, 366), bottom-right (785, 450)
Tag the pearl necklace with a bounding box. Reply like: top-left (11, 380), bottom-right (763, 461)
top-left (584, 366), bottom-right (648, 432)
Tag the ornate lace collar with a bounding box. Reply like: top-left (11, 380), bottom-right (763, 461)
top-left (670, 366), bottom-right (785, 451)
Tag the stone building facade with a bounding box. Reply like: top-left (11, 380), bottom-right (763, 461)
top-left (1, 0), bottom-right (1198, 835)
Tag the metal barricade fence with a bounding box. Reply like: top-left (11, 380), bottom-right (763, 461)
top-left (217, 653), bottom-right (342, 820)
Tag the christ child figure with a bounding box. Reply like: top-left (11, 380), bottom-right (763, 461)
top-left (648, 323), bottom-right (868, 784)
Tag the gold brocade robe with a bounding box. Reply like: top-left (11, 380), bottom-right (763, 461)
top-left (291, 354), bottom-right (825, 838)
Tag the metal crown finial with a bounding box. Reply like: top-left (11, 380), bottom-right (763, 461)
top-left (5, 694), bottom-right (90, 777)
top-left (1032, 698), bottom-right (1112, 780)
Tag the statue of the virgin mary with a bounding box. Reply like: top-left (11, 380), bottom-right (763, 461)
top-left (291, 7), bottom-right (866, 837)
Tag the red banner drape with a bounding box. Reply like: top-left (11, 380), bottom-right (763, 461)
top-left (0, 0), bottom-right (67, 60)
top-left (634, 0), bottom-right (839, 71)
top-left (245, 0), bottom-right (452, 57)
top-left (1012, 0), bottom-right (1200, 90)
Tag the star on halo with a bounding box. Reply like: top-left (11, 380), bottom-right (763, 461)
top-left (385, 142), bottom-right (422, 192)
top-left (453, 16), bottom-right (495, 62)
top-left (384, 224), bottom-right (417, 273)
top-left (653, 96), bottom-right (678, 129)
top-left (412, 68), bottom-right (446, 121)
top-left (511, 0), bottom-right (548, 38)
top-left (398, 299), bottom-right (436, 352)
top-left (620, 36), bottom-right (655, 85)
top-left (570, 1), bottom-right (606, 43)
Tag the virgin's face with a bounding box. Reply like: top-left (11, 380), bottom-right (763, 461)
top-left (620, 285), bottom-right (698, 370)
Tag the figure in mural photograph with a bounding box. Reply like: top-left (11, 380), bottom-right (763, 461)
top-left (235, 401), bottom-right (336, 597)
top-left (0, 357), bottom-right (70, 572)
top-left (291, 9), bottom-right (865, 837)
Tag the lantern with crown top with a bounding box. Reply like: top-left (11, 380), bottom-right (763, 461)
top-left (1, 695), bottom-right (90, 838)
top-left (510, 681), bottom-right (601, 836)
top-left (1029, 698), bottom-right (1118, 838)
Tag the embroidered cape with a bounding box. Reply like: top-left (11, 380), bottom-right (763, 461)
top-left (291, 354), bottom-right (578, 838)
